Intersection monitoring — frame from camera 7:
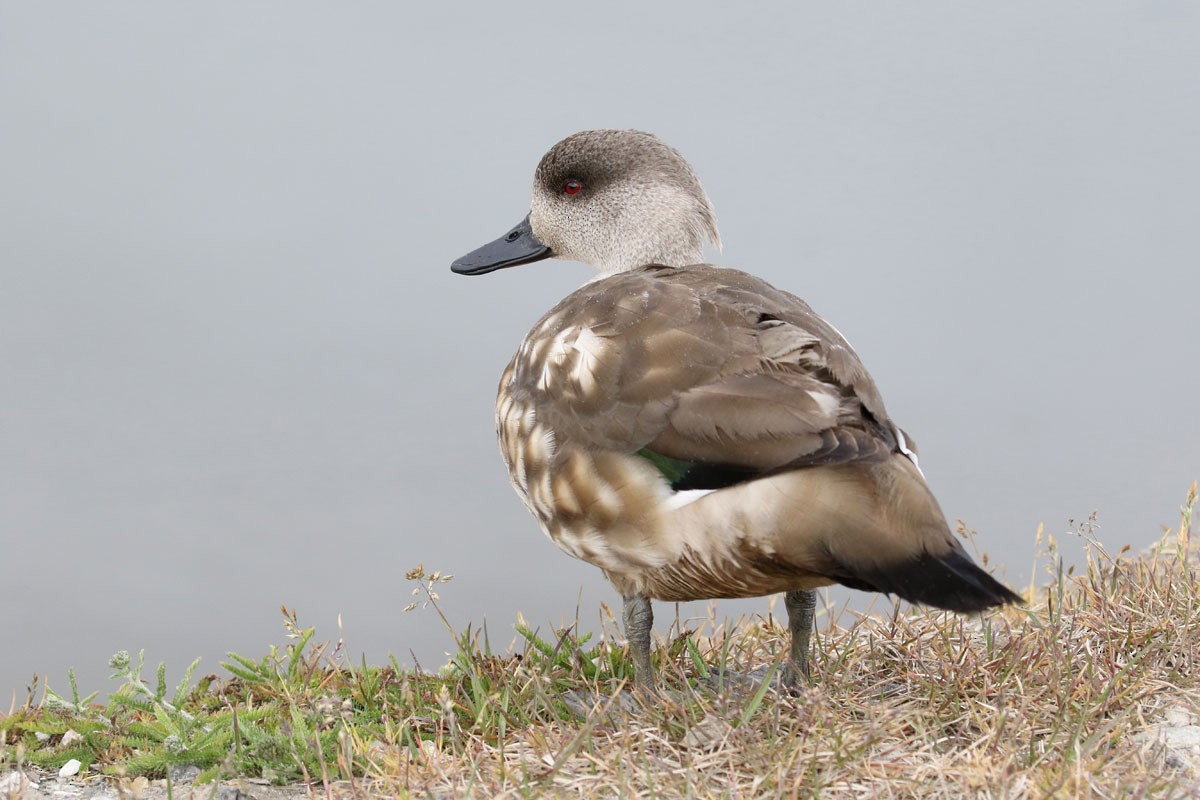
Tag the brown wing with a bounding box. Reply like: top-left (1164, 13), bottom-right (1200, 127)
top-left (504, 264), bottom-right (901, 476)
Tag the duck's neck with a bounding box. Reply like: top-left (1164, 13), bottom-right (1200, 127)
top-left (598, 245), bottom-right (705, 275)
top-left (595, 217), bottom-right (719, 275)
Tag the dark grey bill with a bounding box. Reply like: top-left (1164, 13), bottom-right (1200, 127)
top-left (450, 215), bottom-right (553, 275)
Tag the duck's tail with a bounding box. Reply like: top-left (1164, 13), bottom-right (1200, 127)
top-left (837, 545), bottom-right (1023, 612)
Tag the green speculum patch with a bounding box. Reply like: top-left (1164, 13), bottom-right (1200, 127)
top-left (636, 448), bottom-right (759, 491)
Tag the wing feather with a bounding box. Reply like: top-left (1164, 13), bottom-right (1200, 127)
top-left (504, 264), bottom-right (899, 476)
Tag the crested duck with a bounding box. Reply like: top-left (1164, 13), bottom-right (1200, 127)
top-left (451, 129), bottom-right (1020, 687)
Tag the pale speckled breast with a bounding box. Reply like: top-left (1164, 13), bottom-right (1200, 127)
top-left (496, 374), bottom-right (678, 574)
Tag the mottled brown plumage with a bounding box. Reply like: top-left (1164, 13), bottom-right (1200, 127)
top-left (452, 129), bottom-right (1020, 688)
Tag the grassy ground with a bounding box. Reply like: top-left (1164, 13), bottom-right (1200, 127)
top-left (2, 484), bottom-right (1198, 799)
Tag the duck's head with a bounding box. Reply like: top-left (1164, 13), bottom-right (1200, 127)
top-left (451, 129), bottom-right (721, 277)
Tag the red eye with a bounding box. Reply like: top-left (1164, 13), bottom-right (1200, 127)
top-left (563, 180), bottom-right (582, 195)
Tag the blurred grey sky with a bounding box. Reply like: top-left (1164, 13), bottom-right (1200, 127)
top-left (2, 2), bottom-right (1197, 701)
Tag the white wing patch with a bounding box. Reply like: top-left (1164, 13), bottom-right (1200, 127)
top-left (663, 488), bottom-right (716, 510)
top-left (894, 426), bottom-right (925, 478)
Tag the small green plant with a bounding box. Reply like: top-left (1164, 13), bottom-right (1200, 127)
top-left (43, 668), bottom-right (98, 715)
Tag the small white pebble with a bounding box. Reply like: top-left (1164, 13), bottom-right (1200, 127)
top-left (61, 728), bottom-right (84, 746)
top-left (35, 731), bottom-right (51, 742)
top-left (58, 758), bottom-right (82, 778)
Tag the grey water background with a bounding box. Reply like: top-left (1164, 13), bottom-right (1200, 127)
top-left (2, 2), bottom-right (1197, 702)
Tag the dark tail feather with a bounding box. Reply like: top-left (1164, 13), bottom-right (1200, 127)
top-left (840, 547), bottom-right (1023, 613)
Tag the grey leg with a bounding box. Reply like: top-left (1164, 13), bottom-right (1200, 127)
top-left (782, 589), bottom-right (816, 687)
top-left (622, 594), bottom-right (655, 688)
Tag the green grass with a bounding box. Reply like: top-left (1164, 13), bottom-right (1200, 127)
top-left (2, 484), bottom-right (1198, 798)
